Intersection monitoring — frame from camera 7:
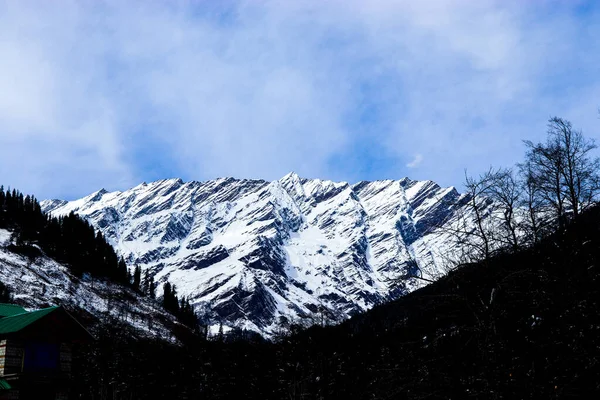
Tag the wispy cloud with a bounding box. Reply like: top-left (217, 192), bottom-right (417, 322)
top-left (0, 1), bottom-right (599, 199)
top-left (406, 154), bottom-right (423, 169)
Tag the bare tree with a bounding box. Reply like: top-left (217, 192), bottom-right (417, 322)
top-left (391, 115), bottom-right (600, 290)
top-left (524, 117), bottom-right (600, 229)
top-left (436, 204), bottom-right (488, 266)
top-left (432, 167), bottom-right (526, 270)
top-left (387, 257), bottom-right (436, 285)
top-left (550, 117), bottom-right (600, 215)
top-left (524, 137), bottom-right (566, 229)
top-left (517, 161), bottom-right (547, 245)
top-left (463, 168), bottom-right (506, 261)
top-left (486, 168), bottom-right (522, 252)
top-left (425, 168), bottom-right (501, 272)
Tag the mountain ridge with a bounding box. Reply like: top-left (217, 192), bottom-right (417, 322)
top-left (41, 172), bottom-right (468, 336)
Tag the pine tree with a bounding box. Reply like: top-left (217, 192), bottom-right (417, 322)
top-left (142, 270), bottom-right (156, 298)
top-left (118, 258), bottom-right (128, 284)
top-left (0, 186), bottom-right (5, 226)
top-left (0, 281), bottom-right (11, 302)
top-left (163, 282), bottom-right (172, 311)
top-left (141, 270), bottom-right (149, 294)
top-left (133, 265), bottom-right (142, 291)
top-left (149, 278), bottom-right (156, 299)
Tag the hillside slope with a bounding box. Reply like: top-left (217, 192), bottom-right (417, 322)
top-left (0, 227), bottom-right (181, 341)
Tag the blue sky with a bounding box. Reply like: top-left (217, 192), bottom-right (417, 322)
top-left (0, 0), bottom-right (599, 200)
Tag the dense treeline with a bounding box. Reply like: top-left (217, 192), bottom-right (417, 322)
top-left (0, 187), bottom-right (199, 329)
top-left (0, 186), bottom-right (129, 283)
top-left (163, 281), bottom-right (198, 331)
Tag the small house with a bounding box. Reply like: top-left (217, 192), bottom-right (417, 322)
top-left (0, 304), bottom-right (93, 400)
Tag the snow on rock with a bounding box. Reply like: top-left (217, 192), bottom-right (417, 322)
top-left (42, 174), bottom-right (472, 337)
top-left (0, 229), bottom-right (11, 247)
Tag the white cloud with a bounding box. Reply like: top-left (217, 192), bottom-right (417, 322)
top-left (0, 1), bottom-right (598, 198)
top-left (406, 154), bottom-right (423, 169)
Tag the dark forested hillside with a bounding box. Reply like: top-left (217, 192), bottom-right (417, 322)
top-left (67, 204), bottom-right (600, 399)
top-left (0, 186), bottom-right (129, 282)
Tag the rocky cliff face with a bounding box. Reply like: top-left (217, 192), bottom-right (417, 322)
top-left (42, 173), bottom-right (469, 335)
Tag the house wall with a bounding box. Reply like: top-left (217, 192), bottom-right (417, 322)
top-left (0, 340), bottom-right (24, 375)
top-left (0, 340), bottom-right (72, 400)
top-left (0, 340), bottom-right (70, 376)
top-left (58, 344), bottom-right (71, 374)
top-left (0, 339), bottom-right (5, 375)
top-left (0, 390), bottom-right (19, 400)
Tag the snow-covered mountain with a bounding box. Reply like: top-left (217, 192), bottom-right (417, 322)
top-left (41, 173), bottom-right (468, 336)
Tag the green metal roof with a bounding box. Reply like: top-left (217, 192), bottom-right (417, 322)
top-left (0, 306), bottom-right (59, 335)
top-left (0, 303), bottom-right (27, 317)
top-left (0, 379), bottom-right (12, 390)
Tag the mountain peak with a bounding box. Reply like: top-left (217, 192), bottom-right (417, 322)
top-left (281, 171), bottom-right (300, 180)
